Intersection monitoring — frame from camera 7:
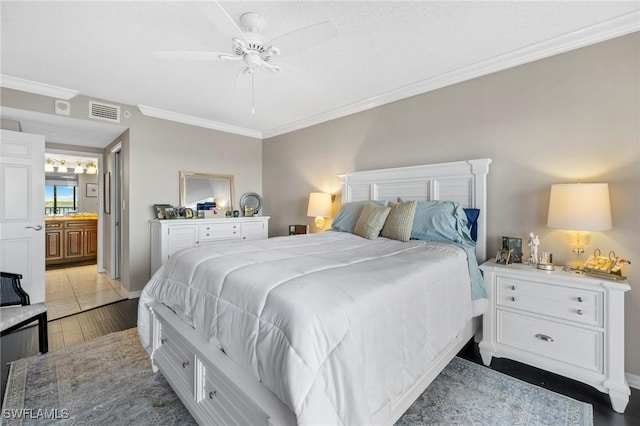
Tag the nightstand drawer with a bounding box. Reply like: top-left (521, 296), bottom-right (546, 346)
top-left (497, 277), bottom-right (602, 326)
top-left (497, 310), bottom-right (603, 373)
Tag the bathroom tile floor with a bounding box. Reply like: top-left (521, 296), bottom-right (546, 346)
top-left (45, 264), bottom-right (126, 321)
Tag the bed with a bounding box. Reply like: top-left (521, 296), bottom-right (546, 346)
top-left (138, 158), bottom-right (492, 425)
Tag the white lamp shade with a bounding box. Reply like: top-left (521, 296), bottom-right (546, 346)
top-left (307, 192), bottom-right (332, 218)
top-left (547, 183), bottom-right (612, 231)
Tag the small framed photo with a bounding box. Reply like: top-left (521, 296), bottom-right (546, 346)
top-left (153, 204), bottom-right (172, 219)
top-left (164, 207), bottom-right (177, 219)
top-left (86, 183), bottom-right (98, 198)
top-left (496, 249), bottom-right (513, 265)
top-left (502, 236), bottom-right (523, 263)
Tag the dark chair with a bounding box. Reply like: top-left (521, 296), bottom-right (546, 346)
top-left (289, 225), bottom-right (308, 235)
top-left (1, 272), bottom-right (48, 353)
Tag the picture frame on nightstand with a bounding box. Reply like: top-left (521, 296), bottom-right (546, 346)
top-left (502, 236), bottom-right (523, 263)
top-left (495, 249), bottom-right (513, 264)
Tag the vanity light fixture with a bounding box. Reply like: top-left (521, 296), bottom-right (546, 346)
top-left (73, 161), bottom-right (84, 174)
top-left (307, 192), bottom-right (332, 232)
top-left (44, 158), bottom-right (98, 174)
top-left (57, 160), bottom-right (68, 173)
top-left (44, 158), bottom-right (55, 172)
top-left (85, 162), bottom-right (97, 174)
top-left (547, 183), bottom-right (612, 270)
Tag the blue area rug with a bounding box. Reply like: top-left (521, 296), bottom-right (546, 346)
top-left (396, 356), bottom-right (593, 426)
top-left (2, 328), bottom-right (592, 425)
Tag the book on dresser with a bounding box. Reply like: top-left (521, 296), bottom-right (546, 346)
top-left (478, 261), bottom-right (631, 413)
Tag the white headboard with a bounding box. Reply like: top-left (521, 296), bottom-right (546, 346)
top-left (337, 158), bottom-right (492, 261)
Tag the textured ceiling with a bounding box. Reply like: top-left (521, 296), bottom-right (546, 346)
top-left (1, 1), bottom-right (639, 141)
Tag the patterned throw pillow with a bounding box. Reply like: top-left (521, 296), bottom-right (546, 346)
top-left (381, 201), bottom-right (417, 242)
top-left (353, 203), bottom-right (391, 239)
top-left (332, 200), bottom-right (387, 233)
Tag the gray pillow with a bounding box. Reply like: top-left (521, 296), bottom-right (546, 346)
top-left (381, 201), bottom-right (417, 242)
top-left (353, 203), bottom-right (391, 239)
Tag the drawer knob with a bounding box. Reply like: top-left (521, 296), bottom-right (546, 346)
top-left (509, 296), bottom-right (516, 302)
top-left (510, 285), bottom-right (515, 290)
top-left (182, 361), bottom-right (190, 368)
top-left (209, 390), bottom-right (217, 399)
top-left (535, 333), bottom-right (554, 342)
top-left (161, 338), bottom-right (168, 344)
top-left (577, 297), bottom-right (584, 303)
top-left (577, 309), bottom-right (584, 315)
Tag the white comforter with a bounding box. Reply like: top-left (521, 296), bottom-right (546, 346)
top-left (138, 232), bottom-right (475, 425)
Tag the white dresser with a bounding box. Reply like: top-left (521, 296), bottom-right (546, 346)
top-left (150, 217), bottom-right (269, 274)
top-left (479, 261), bottom-right (631, 413)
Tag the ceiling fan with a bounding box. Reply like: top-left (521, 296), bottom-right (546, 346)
top-left (154, 1), bottom-right (338, 113)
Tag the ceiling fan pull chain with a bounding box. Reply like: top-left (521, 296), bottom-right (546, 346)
top-left (252, 72), bottom-right (256, 114)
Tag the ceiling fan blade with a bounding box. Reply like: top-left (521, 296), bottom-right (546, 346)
top-left (202, 0), bottom-right (247, 42)
top-left (267, 20), bottom-right (338, 57)
top-left (153, 51), bottom-right (231, 61)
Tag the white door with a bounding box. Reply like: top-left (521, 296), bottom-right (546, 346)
top-left (0, 130), bottom-right (45, 303)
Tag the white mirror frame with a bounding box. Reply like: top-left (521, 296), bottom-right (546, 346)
top-left (179, 171), bottom-right (235, 213)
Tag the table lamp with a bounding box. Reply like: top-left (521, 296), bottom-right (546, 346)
top-left (547, 183), bottom-right (612, 270)
top-left (307, 192), bottom-right (332, 231)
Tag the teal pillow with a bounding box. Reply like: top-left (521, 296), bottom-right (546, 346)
top-left (410, 200), bottom-right (475, 247)
top-left (332, 200), bottom-right (388, 233)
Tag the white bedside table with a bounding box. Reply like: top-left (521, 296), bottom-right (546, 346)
top-left (478, 261), bottom-right (631, 413)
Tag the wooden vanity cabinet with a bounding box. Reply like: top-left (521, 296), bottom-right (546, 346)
top-left (46, 219), bottom-right (97, 266)
top-left (45, 222), bottom-right (64, 261)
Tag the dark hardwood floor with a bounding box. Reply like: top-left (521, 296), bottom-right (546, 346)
top-left (2, 299), bottom-right (638, 425)
top-left (1, 298), bottom-right (139, 403)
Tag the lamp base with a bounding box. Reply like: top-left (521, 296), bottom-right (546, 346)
top-left (313, 216), bottom-right (326, 232)
top-left (536, 263), bottom-right (555, 271)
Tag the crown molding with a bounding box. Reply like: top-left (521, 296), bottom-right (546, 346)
top-left (262, 11), bottom-right (640, 139)
top-left (0, 74), bottom-right (79, 100)
top-left (136, 105), bottom-right (262, 139)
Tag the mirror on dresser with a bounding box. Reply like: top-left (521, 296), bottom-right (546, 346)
top-left (179, 171), bottom-right (235, 212)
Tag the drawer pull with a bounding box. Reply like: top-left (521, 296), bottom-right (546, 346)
top-left (510, 285), bottom-right (515, 290)
top-left (161, 338), bottom-right (168, 344)
top-left (577, 309), bottom-right (584, 315)
top-left (535, 333), bottom-right (554, 342)
top-left (509, 296), bottom-right (516, 302)
top-left (209, 390), bottom-right (217, 399)
top-left (577, 297), bottom-right (583, 302)
top-left (182, 361), bottom-right (190, 368)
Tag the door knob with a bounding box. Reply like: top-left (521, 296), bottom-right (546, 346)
top-left (25, 225), bottom-right (43, 231)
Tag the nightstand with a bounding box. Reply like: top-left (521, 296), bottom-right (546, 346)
top-left (478, 261), bottom-right (631, 413)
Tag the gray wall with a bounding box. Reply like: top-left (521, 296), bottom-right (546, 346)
top-left (1, 89), bottom-right (263, 295)
top-left (262, 33), bottom-right (640, 375)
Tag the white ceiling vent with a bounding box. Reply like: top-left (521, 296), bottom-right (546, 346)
top-left (89, 101), bottom-right (120, 123)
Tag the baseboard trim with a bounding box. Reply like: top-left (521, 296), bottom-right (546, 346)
top-left (626, 372), bottom-right (640, 390)
top-left (127, 290), bottom-right (142, 299)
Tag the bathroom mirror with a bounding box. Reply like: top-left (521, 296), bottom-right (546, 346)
top-left (179, 171), bottom-right (235, 212)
